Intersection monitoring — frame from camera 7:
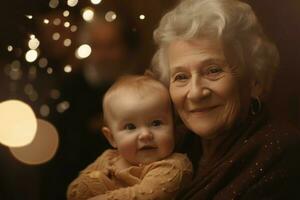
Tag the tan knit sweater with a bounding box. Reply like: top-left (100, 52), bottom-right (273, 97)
top-left (67, 149), bottom-right (193, 200)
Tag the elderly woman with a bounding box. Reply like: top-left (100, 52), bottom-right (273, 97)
top-left (151, 0), bottom-right (300, 199)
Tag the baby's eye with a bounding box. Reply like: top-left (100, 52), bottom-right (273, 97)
top-left (124, 123), bottom-right (136, 130)
top-left (174, 73), bottom-right (188, 81)
top-left (151, 120), bottom-right (162, 127)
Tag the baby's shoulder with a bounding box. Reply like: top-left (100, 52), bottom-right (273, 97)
top-left (159, 153), bottom-right (193, 171)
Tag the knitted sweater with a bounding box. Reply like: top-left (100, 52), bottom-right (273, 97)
top-left (67, 150), bottom-right (193, 200)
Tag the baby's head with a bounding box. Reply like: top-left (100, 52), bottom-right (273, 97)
top-left (102, 75), bottom-right (175, 165)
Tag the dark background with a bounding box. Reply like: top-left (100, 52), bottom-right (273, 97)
top-left (0, 0), bottom-right (300, 199)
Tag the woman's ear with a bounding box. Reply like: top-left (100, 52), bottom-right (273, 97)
top-left (102, 126), bottom-right (117, 148)
top-left (250, 80), bottom-right (263, 98)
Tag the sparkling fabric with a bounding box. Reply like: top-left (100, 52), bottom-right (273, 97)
top-left (177, 109), bottom-right (300, 199)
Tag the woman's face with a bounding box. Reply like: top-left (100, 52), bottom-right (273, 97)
top-left (168, 38), bottom-right (252, 138)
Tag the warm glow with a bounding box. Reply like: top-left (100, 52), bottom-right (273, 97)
top-left (82, 7), bottom-right (94, 22)
top-left (0, 100), bottom-right (37, 147)
top-left (63, 39), bottom-right (72, 47)
top-left (28, 37), bottom-right (40, 50)
top-left (53, 18), bottom-right (61, 26)
top-left (139, 14), bottom-right (145, 20)
top-left (44, 19), bottom-right (50, 24)
top-left (75, 44), bottom-right (92, 59)
top-left (63, 10), bottom-right (70, 17)
top-left (47, 67), bottom-right (53, 74)
top-left (67, 0), bottom-right (78, 7)
top-left (70, 25), bottom-right (78, 32)
top-left (25, 50), bottom-right (38, 63)
top-left (64, 21), bottom-right (70, 27)
top-left (56, 101), bottom-right (70, 113)
top-left (10, 119), bottom-right (59, 165)
top-left (91, 0), bottom-right (102, 5)
top-left (7, 45), bottom-right (13, 52)
top-left (49, 0), bottom-right (59, 8)
top-left (105, 11), bottom-right (117, 22)
top-left (52, 32), bottom-right (60, 40)
top-left (64, 65), bottom-right (72, 73)
top-left (26, 15), bottom-right (33, 19)
top-left (40, 105), bottom-right (50, 117)
top-left (38, 58), bottom-right (48, 68)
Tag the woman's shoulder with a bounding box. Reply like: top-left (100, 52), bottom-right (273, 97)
top-left (251, 118), bottom-right (300, 153)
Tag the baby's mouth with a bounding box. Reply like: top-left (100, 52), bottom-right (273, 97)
top-left (140, 146), bottom-right (156, 150)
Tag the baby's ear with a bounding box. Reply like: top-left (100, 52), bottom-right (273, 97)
top-left (102, 126), bottom-right (117, 148)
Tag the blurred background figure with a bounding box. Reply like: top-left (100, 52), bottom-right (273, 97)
top-left (0, 0), bottom-right (300, 200)
top-left (45, 6), bottom-right (142, 200)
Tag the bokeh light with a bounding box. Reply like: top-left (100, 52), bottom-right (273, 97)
top-left (40, 105), bottom-right (50, 117)
top-left (26, 15), bottom-right (33, 19)
top-left (38, 58), bottom-right (48, 68)
top-left (70, 25), bottom-right (78, 32)
top-left (64, 21), bottom-right (70, 28)
top-left (47, 67), bottom-right (53, 74)
top-left (64, 65), bottom-right (72, 73)
top-left (49, 0), bottom-right (59, 8)
top-left (75, 44), bottom-right (92, 59)
top-left (52, 32), bottom-right (60, 40)
top-left (7, 45), bottom-right (13, 52)
top-left (63, 38), bottom-right (72, 47)
top-left (0, 100), bottom-right (37, 147)
top-left (82, 7), bottom-right (94, 22)
top-left (43, 19), bottom-right (50, 24)
top-left (28, 37), bottom-right (40, 50)
top-left (139, 14), bottom-right (145, 20)
top-left (25, 50), bottom-right (38, 63)
top-left (105, 11), bottom-right (117, 22)
top-left (63, 10), bottom-right (70, 17)
top-left (56, 101), bottom-right (70, 113)
top-left (91, 0), bottom-right (102, 5)
top-left (9, 119), bottom-right (59, 165)
top-left (67, 0), bottom-right (78, 7)
top-left (53, 18), bottom-right (61, 26)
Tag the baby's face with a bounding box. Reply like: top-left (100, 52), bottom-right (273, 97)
top-left (106, 89), bottom-right (174, 165)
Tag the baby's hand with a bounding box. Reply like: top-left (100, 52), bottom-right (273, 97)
top-left (88, 170), bottom-right (101, 178)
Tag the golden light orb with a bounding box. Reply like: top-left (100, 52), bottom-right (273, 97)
top-left (82, 7), bottom-right (94, 22)
top-left (9, 119), bottom-right (59, 165)
top-left (91, 0), bottom-right (102, 5)
top-left (67, 0), bottom-right (78, 7)
top-left (64, 65), bottom-right (72, 73)
top-left (25, 50), bottom-right (38, 63)
top-left (0, 100), bottom-right (37, 147)
top-left (75, 44), bottom-right (92, 59)
top-left (28, 37), bottom-right (40, 50)
top-left (105, 11), bottom-right (117, 22)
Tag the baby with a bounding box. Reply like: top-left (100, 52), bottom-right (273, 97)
top-left (67, 75), bottom-right (193, 200)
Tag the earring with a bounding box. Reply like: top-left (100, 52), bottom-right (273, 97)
top-left (251, 97), bottom-right (262, 115)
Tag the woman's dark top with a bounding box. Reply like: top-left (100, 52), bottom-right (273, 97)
top-left (177, 109), bottom-right (300, 199)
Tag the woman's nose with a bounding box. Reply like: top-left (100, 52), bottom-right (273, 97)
top-left (138, 128), bottom-right (153, 141)
top-left (187, 77), bottom-right (211, 101)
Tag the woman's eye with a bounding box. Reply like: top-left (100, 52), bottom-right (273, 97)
top-left (124, 123), bottom-right (136, 130)
top-left (205, 66), bottom-right (224, 79)
top-left (174, 73), bottom-right (188, 81)
top-left (151, 120), bottom-right (162, 127)
top-left (207, 66), bottom-right (223, 74)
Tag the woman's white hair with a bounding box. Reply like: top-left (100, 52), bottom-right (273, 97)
top-left (151, 0), bottom-right (279, 97)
